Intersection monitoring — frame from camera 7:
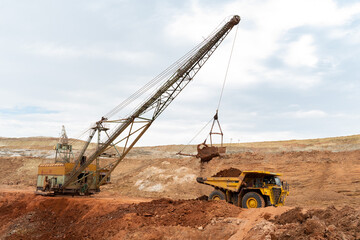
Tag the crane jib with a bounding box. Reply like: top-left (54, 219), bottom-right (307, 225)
top-left (61, 15), bottom-right (240, 190)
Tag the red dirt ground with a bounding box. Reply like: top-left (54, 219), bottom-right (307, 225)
top-left (1, 190), bottom-right (359, 240)
top-left (0, 191), bottom-right (241, 239)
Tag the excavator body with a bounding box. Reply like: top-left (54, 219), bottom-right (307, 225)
top-left (36, 163), bottom-right (110, 196)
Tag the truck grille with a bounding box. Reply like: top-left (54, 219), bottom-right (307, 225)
top-left (272, 188), bottom-right (281, 204)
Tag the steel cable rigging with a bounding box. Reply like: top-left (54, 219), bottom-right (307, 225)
top-left (68, 16), bottom-right (238, 163)
top-left (177, 23), bottom-right (239, 157)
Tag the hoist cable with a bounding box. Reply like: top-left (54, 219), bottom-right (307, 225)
top-left (217, 24), bottom-right (238, 111)
top-left (178, 23), bottom-right (238, 153)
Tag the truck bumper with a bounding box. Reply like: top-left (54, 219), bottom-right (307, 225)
top-left (196, 177), bottom-right (206, 183)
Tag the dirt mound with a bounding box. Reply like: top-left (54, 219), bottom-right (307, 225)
top-left (114, 198), bottom-right (241, 228)
top-left (271, 206), bottom-right (360, 239)
top-left (0, 192), bottom-right (241, 239)
top-left (212, 168), bottom-right (242, 177)
top-left (272, 207), bottom-right (309, 224)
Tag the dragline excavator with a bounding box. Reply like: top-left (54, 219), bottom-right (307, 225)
top-left (35, 15), bottom-right (241, 196)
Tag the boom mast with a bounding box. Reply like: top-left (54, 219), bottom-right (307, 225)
top-left (62, 15), bottom-right (240, 189)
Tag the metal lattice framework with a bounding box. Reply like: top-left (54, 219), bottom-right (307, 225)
top-left (62, 15), bottom-right (240, 190)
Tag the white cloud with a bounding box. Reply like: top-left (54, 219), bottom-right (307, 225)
top-left (263, 69), bottom-right (322, 89)
top-left (282, 35), bottom-right (318, 68)
top-left (284, 110), bottom-right (328, 118)
top-left (23, 42), bottom-right (156, 64)
top-left (332, 113), bottom-right (360, 119)
top-left (330, 24), bottom-right (360, 44)
top-left (164, 0), bottom-right (360, 91)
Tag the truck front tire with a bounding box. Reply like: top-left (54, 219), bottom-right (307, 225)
top-left (242, 192), bottom-right (265, 208)
top-left (208, 189), bottom-right (226, 201)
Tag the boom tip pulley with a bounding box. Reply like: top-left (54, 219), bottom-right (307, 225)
top-left (232, 15), bottom-right (241, 25)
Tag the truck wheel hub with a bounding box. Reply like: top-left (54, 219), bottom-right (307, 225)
top-left (246, 197), bottom-right (258, 208)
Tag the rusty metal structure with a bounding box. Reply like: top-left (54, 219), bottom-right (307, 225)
top-left (197, 111), bottom-right (226, 162)
top-left (36, 15), bottom-right (240, 195)
top-left (54, 125), bottom-right (73, 163)
top-left (178, 111), bottom-right (227, 162)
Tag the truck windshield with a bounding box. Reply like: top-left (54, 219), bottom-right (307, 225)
top-left (275, 177), bottom-right (281, 186)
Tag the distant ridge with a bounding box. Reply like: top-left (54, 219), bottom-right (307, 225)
top-left (1, 134), bottom-right (359, 153)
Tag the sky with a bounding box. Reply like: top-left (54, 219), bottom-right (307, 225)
top-left (0, 0), bottom-right (360, 146)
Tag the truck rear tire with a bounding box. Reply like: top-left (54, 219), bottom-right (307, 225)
top-left (208, 189), bottom-right (225, 201)
top-left (242, 192), bottom-right (265, 208)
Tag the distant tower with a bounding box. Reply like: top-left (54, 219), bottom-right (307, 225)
top-left (59, 125), bottom-right (68, 145)
top-left (54, 125), bottom-right (73, 163)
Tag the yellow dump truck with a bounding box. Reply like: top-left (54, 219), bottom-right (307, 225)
top-left (36, 163), bottom-right (110, 196)
top-left (197, 171), bottom-right (289, 208)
